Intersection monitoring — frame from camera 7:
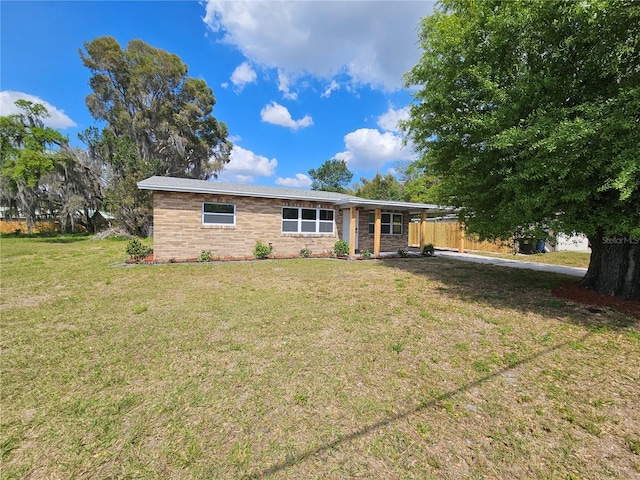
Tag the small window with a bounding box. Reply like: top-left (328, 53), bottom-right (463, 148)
top-left (203, 202), bottom-right (235, 225)
top-left (368, 211), bottom-right (403, 235)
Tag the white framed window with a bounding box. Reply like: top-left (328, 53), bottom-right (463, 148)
top-left (203, 202), bottom-right (235, 225)
top-left (282, 207), bottom-right (334, 234)
top-left (368, 212), bottom-right (403, 235)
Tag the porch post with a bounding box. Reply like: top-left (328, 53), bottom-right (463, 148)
top-left (420, 211), bottom-right (427, 250)
top-left (373, 208), bottom-right (381, 257)
top-left (349, 207), bottom-right (357, 258)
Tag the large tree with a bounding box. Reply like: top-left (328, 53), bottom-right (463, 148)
top-left (0, 101), bottom-right (68, 233)
top-left (0, 101), bottom-right (106, 233)
top-left (80, 36), bottom-right (232, 235)
top-left (308, 159), bottom-right (353, 193)
top-left (403, 0), bottom-right (639, 299)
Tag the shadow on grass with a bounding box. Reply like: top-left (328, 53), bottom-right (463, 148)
top-left (39, 234), bottom-right (92, 244)
top-left (381, 256), bottom-right (638, 330)
top-left (246, 332), bottom-right (591, 479)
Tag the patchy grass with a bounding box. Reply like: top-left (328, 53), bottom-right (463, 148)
top-left (1, 236), bottom-right (638, 479)
top-left (466, 250), bottom-right (591, 268)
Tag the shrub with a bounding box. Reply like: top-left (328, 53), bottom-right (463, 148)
top-left (361, 249), bottom-right (372, 259)
top-left (254, 240), bottom-right (272, 259)
top-left (422, 243), bottom-right (435, 257)
top-left (300, 247), bottom-right (312, 258)
top-left (198, 250), bottom-right (213, 262)
top-left (334, 239), bottom-right (349, 257)
top-left (397, 249), bottom-right (408, 257)
top-left (125, 238), bottom-right (153, 262)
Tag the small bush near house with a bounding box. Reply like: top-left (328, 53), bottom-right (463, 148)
top-left (254, 240), bottom-right (272, 259)
top-left (361, 249), bottom-right (372, 259)
top-left (198, 250), bottom-right (213, 262)
top-left (300, 247), bottom-right (312, 258)
top-left (397, 249), bottom-right (408, 258)
top-left (334, 239), bottom-right (349, 257)
top-left (125, 238), bottom-right (153, 262)
top-left (422, 243), bottom-right (435, 257)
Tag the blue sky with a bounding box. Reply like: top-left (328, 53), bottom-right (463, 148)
top-left (1, 1), bottom-right (434, 187)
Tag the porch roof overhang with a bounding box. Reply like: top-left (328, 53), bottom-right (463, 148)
top-left (334, 197), bottom-right (449, 214)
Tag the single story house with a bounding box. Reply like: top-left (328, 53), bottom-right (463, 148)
top-left (137, 176), bottom-right (447, 261)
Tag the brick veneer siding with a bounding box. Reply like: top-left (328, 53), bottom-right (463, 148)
top-left (152, 191), bottom-right (344, 260)
top-left (356, 210), bottom-right (411, 253)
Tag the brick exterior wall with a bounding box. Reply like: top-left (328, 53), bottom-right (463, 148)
top-left (356, 210), bottom-right (411, 253)
top-left (152, 191), bottom-right (412, 260)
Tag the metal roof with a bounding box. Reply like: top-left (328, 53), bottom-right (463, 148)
top-left (137, 176), bottom-right (449, 213)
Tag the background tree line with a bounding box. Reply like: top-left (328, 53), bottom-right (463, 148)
top-left (1, 37), bottom-right (232, 236)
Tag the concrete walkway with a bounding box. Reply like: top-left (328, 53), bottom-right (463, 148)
top-left (434, 250), bottom-right (587, 277)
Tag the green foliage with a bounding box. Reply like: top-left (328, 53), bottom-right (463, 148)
top-left (308, 159), bottom-right (353, 193)
top-left (0, 101), bottom-right (104, 235)
top-left (299, 247), bottom-right (312, 258)
top-left (80, 36), bottom-right (232, 235)
top-left (253, 240), bottom-right (272, 260)
top-left (352, 173), bottom-right (404, 201)
top-left (198, 250), bottom-right (213, 262)
top-left (422, 244), bottom-right (435, 257)
top-left (403, 0), bottom-right (640, 242)
top-left (360, 249), bottom-right (372, 259)
top-left (125, 238), bottom-right (153, 262)
top-left (333, 239), bottom-right (349, 257)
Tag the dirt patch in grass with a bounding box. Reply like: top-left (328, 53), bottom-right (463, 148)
top-left (552, 283), bottom-right (640, 320)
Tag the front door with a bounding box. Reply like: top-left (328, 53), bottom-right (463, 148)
top-left (342, 209), bottom-right (359, 251)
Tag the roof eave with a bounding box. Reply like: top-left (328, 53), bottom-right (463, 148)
top-left (137, 180), bottom-right (348, 203)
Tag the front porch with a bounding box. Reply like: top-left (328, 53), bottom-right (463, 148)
top-left (335, 198), bottom-right (450, 259)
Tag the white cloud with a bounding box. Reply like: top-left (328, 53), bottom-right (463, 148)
top-left (335, 128), bottom-right (414, 171)
top-left (216, 145), bottom-right (277, 183)
top-left (203, 1), bottom-right (435, 92)
top-left (0, 91), bottom-right (76, 129)
top-left (276, 173), bottom-right (312, 188)
top-left (260, 101), bottom-right (313, 130)
top-left (230, 61), bottom-right (257, 91)
top-left (321, 80), bottom-right (340, 98)
top-left (377, 106), bottom-right (410, 133)
top-left (278, 71), bottom-right (298, 100)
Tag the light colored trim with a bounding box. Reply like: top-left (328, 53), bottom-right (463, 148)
top-left (368, 211), bottom-right (403, 236)
top-left (281, 206), bottom-right (335, 234)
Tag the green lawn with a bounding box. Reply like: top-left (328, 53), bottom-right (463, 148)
top-left (466, 250), bottom-right (591, 268)
top-left (1, 235), bottom-right (638, 479)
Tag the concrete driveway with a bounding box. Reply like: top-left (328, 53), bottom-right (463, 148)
top-left (435, 250), bottom-right (587, 278)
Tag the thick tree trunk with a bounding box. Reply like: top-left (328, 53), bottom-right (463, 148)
top-left (581, 232), bottom-right (640, 300)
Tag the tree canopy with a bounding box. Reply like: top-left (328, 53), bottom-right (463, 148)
top-left (403, 0), bottom-right (639, 298)
top-left (0, 101), bottom-right (105, 233)
top-left (80, 36), bottom-right (232, 235)
top-left (308, 159), bottom-right (353, 193)
top-left (352, 173), bottom-right (404, 201)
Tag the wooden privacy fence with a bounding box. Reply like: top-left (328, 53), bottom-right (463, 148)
top-left (408, 221), bottom-right (513, 254)
top-left (0, 219), bottom-right (59, 235)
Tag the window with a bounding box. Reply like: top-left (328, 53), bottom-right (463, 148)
top-left (203, 203), bottom-right (235, 225)
top-left (282, 207), bottom-right (334, 234)
top-left (368, 212), bottom-right (403, 235)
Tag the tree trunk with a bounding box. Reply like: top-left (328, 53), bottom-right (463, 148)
top-left (581, 233), bottom-right (640, 300)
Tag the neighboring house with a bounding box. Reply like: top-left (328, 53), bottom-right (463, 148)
top-left (552, 233), bottom-right (591, 253)
top-left (137, 176), bottom-right (445, 261)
